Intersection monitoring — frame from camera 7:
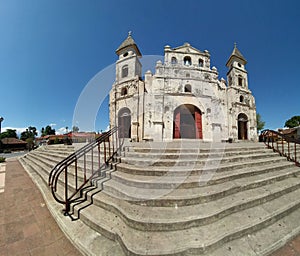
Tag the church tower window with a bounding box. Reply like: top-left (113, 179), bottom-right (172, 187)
top-left (122, 65), bottom-right (128, 78)
top-left (121, 87), bottom-right (128, 96)
top-left (198, 58), bottom-right (203, 67)
top-left (171, 57), bottom-right (177, 65)
top-left (240, 95), bottom-right (244, 103)
top-left (183, 56), bottom-right (192, 66)
top-left (184, 84), bottom-right (192, 93)
top-left (238, 76), bottom-right (243, 86)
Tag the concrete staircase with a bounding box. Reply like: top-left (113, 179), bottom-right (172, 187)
top-left (19, 141), bottom-right (300, 256)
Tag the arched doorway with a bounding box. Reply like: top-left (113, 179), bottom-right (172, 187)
top-left (173, 104), bottom-right (202, 139)
top-left (238, 113), bottom-right (248, 140)
top-left (118, 108), bottom-right (131, 138)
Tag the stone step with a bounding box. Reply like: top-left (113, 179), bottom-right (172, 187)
top-left (120, 152), bottom-right (281, 167)
top-left (31, 147), bottom-right (110, 163)
top-left (110, 161), bottom-right (295, 189)
top-left (20, 141), bottom-right (300, 256)
top-left (75, 179), bottom-right (300, 255)
top-left (75, 172), bottom-right (300, 232)
top-left (102, 166), bottom-right (299, 206)
top-left (204, 202), bottom-right (300, 256)
top-left (28, 150), bottom-right (109, 177)
top-left (21, 154), bottom-right (93, 201)
top-left (127, 141), bottom-right (265, 154)
top-left (115, 156), bottom-right (288, 176)
top-left (123, 148), bottom-right (273, 160)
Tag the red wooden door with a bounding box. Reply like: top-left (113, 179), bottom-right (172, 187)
top-left (174, 111), bottom-right (180, 139)
top-left (195, 111), bottom-right (202, 139)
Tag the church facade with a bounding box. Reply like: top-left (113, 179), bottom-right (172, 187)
top-left (109, 33), bottom-right (258, 142)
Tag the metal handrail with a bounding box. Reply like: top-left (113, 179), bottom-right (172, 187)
top-left (48, 127), bottom-right (121, 215)
top-left (261, 129), bottom-right (300, 167)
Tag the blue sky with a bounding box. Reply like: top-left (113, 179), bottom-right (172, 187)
top-left (0, 0), bottom-right (299, 135)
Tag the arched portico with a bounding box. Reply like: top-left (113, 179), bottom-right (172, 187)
top-left (173, 104), bottom-right (202, 139)
top-left (118, 107), bottom-right (131, 138)
top-left (238, 113), bottom-right (248, 140)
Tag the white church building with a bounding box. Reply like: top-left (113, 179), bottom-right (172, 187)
top-left (109, 33), bottom-right (258, 142)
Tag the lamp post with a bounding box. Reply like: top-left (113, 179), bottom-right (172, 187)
top-left (0, 117), bottom-right (3, 134)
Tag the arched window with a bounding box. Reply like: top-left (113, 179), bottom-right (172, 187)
top-left (122, 65), bottom-right (128, 78)
top-left (186, 73), bottom-right (190, 78)
top-left (183, 56), bottom-right (192, 66)
top-left (184, 84), bottom-right (192, 93)
top-left (240, 95), bottom-right (244, 103)
top-left (238, 76), bottom-right (243, 86)
top-left (171, 57), bottom-right (177, 65)
top-left (121, 87), bottom-right (128, 96)
top-left (198, 58), bottom-right (204, 67)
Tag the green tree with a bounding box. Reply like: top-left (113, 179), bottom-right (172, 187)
top-left (20, 126), bottom-right (37, 141)
top-left (26, 137), bottom-right (34, 151)
top-left (41, 125), bottom-right (56, 136)
top-left (0, 129), bottom-right (17, 139)
top-left (256, 113), bottom-right (265, 133)
top-left (72, 126), bottom-right (79, 132)
top-left (285, 116), bottom-right (300, 128)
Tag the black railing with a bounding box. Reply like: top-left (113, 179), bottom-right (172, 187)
top-left (48, 127), bottom-right (121, 215)
top-left (261, 129), bottom-right (300, 167)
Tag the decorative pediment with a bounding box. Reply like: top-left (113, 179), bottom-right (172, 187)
top-left (172, 43), bottom-right (206, 55)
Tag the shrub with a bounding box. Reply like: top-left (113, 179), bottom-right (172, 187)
top-left (0, 157), bottom-right (6, 163)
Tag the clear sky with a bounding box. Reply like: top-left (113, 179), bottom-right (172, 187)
top-left (0, 0), bottom-right (299, 135)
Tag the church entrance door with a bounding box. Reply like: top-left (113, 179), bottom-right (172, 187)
top-left (118, 108), bottom-right (131, 138)
top-left (238, 113), bottom-right (248, 140)
top-left (173, 104), bottom-right (202, 139)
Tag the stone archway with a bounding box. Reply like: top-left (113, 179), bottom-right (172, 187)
top-left (238, 113), bottom-right (248, 140)
top-left (173, 104), bottom-right (202, 139)
top-left (118, 108), bottom-right (131, 138)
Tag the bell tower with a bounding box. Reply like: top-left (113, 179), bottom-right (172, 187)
top-left (226, 43), bottom-right (248, 90)
top-left (110, 32), bottom-right (144, 142)
top-left (115, 31), bottom-right (142, 82)
top-left (226, 43), bottom-right (257, 141)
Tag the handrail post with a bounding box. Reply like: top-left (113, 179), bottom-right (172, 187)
top-left (295, 143), bottom-right (297, 165)
top-left (104, 141), bottom-right (107, 163)
top-left (98, 143), bottom-right (101, 171)
top-left (281, 136), bottom-right (284, 156)
top-left (75, 159), bottom-right (78, 190)
top-left (116, 128), bottom-right (119, 156)
top-left (91, 147), bottom-right (94, 175)
top-left (64, 166), bottom-right (70, 215)
top-left (84, 153), bottom-right (87, 182)
top-left (288, 141), bottom-right (290, 160)
top-left (271, 133), bottom-right (274, 149)
top-left (108, 138), bottom-right (111, 157)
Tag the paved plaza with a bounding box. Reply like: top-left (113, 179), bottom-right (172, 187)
top-left (0, 159), bottom-right (81, 256)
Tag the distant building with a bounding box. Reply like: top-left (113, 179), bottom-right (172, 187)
top-left (35, 132), bottom-right (99, 145)
top-left (110, 33), bottom-right (257, 142)
top-left (0, 138), bottom-right (27, 151)
top-left (279, 127), bottom-right (300, 140)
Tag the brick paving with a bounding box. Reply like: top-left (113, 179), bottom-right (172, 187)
top-left (1, 157), bottom-right (300, 256)
top-left (0, 159), bottom-right (82, 256)
top-left (271, 236), bottom-right (300, 256)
